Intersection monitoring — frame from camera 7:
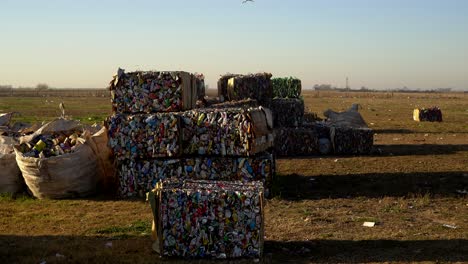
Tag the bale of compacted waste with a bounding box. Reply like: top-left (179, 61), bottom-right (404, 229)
top-left (0, 136), bottom-right (22, 194)
top-left (14, 119), bottom-right (98, 199)
top-left (109, 68), bottom-right (204, 114)
top-left (180, 107), bottom-right (274, 156)
top-left (272, 77), bottom-right (302, 98)
top-left (226, 73), bottom-right (273, 106)
top-left (107, 113), bottom-right (181, 160)
top-left (148, 179), bottom-right (264, 259)
top-left (270, 98), bottom-right (304, 127)
top-left (413, 107), bottom-right (442, 122)
top-left (330, 126), bottom-right (374, 154)
top-left (118, 152), bottom-right (275, 198)
top-left (217, 73), bottom-right (241, 101)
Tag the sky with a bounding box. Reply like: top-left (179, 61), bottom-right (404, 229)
top-left (1, 0), bottom-right (467, 90)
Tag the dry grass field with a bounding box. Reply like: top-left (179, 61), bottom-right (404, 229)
top-left (1, 90), bottom-right (467, 263)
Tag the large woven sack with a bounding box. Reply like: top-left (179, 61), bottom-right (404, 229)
top-left (324, 104), bottom-right (368, 128)
top-left (88, 127), bottom-right (116, 193)
top-left (0, 136), bottom-right (22, 194)
top-left (14, 119), bottom-right (97, 199)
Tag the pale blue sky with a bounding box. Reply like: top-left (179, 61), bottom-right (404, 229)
top-left (1, 0), bottom-right (467, 90)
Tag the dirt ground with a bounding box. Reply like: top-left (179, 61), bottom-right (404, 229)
top-left (0, 90), bottom-right (467, 263)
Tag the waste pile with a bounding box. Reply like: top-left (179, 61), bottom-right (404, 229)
top-left (16, 132), bottom-right (84, 158)
top-left (119, 153), bottom-right (274, 198)
top-left (148, 179), bottom-right (264, 258)
top-left (413, 107), bottom-right (443, 122)
top-left (272, 77), bottom-right (302, 98)
top-left (109, 69), bottom-right (203, 114)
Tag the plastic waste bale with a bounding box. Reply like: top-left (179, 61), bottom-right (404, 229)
top-left (272, 77), bottom-right (302, 98)
top-left (148, 179), bottom-right (264, 258)
top-left (226, 73), bottom-right (273, 106)
top-left (270, 98), bottom-right (304, 127)
top-left (217, 73), bottom-right (241, 102)
top-left (413, 107), bottom-right (442, 122)
top-left (108, 68), bottom-right (204, 114)
top-left (14, 119), bottom-right (98, 199)
top-left (330, 126), bottom-right (374, 154)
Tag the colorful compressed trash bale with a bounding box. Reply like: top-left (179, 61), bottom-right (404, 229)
top-left (149, 179), bottom-right (264, 259)
top-left (272, 77), bottom-right (302, 98)
top-left (107, 113), bottom-right (180, 160)
top-left (108, 69), bottom-right (203, 114)
top-left (118, 152), bottom-right (275, 198)
top-left (413, 107), bottom-right (443, 122)
top-left (180, 107), bottom-right (273, 156)
top-left (274, 127), bottom-right (320, 156)
top-left (226, 73), bottom-right (273, 106)
top-left (330, 126), bottom-right (374, 154)
top-left (217, 73), bottom-right (241, 101)
top-left (271, 98), bottom-right (304, 127)
top-left (193, 73), bottom-right (205, 100)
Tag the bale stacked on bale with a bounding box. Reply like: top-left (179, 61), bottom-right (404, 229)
top-left (271, 98), bottom-right (304, 127)
top-left (205, 99), bottom-right (259, 109)
top-left (180, 107), bottom-right (273, 156)
top-left (413, 107), bottom-right (442, 122)
top-left (107, 113), bottom-right (181, 160)
top-left (149, 179), bottom-right (264, 258)
top-left (109, 69), bottom-right (203, 114)
top-left (217, 73), bottom-right (241, 101)
top-left (118, 152), bottom-right (274, 198)
top-left (225, 73), bottom-right (273, 106)
top-left (272, 77), bottom-right (302, 98)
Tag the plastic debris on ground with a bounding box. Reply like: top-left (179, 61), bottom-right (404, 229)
top-left (149, 179), bottom-right (264, 259)
top-left (271, 98), bottom-right (304, 127)
top-left (118, 152), bottom-right (275, 198)
top-left (413, 107), bottom-right (443, 122)
top-left (271, 77), bottom-right (302, 98)
top-left (108, 69), bottom-right (204, 114)
top-left (363, 222), bottom-right (376, 227)
top-left (226, 73), bottom-right (273, 106)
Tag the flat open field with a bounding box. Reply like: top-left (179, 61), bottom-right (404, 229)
top-left (1, 90), bottom-right (467, 263)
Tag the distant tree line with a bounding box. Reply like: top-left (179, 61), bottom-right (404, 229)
top-left (313, 84), bottom-right (456, 93)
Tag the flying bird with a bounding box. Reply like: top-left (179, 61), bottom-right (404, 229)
top-left (242, 0), bottom-right (254, 3)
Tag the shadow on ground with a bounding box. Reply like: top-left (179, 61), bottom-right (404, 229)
top-left (1, 235), bottom-right (466, 263)
top-left (374, 144), bottom-right (468, 156)
top-left (275, 171), bottom-right (468, 200)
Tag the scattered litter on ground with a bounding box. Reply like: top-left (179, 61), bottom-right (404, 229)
top-left (55, 253), bottom-right (65, 258)
top-left (363, 222), bottom-right (376, 227)
top-left (442, 224), bottom-right (457, 229)
top-left (105, 241), bottom-right (113, 248)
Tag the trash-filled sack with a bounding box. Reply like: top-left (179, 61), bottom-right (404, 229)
top-left (148, 179), bottom-right (264, 259)
top-left (14, 119), bottom-right (98, 199)
top-left (107, 113), bottom-right (180, 160)
top-left (88, 127), bottom-right (117, 193)
top-left (330, 126), bottom-right (374, 154)
top-left (118, 152), bottom-right (274, 198)
top-left (324, 104), bottom-right (368, 128)
top-left (181, 107), bottom-right (274, 156)
top-left (0, 136), bottom-right (22, 194)
top-left (272, 77), bottom-right (302, 98)
top-left (226, 73), bottom-right (273, 106)
top-left (109, 69), bottom-right (203, 114)
top-left (271, 98), bottom-right (304, 127)
top-left (217, 73), bottom-right (241, 101)
top-left (413, 107), bottom-right (442, 122)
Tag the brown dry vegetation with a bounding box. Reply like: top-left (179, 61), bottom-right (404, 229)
top-left (1, 90), bottom-right (467, 263)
